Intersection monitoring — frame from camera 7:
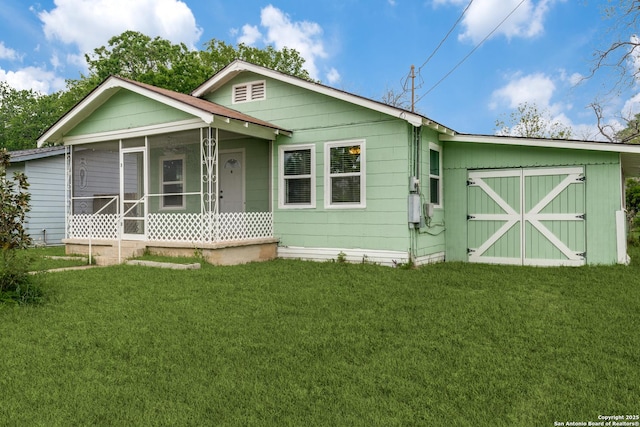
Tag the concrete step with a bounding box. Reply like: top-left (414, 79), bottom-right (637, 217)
top-left (94, 256), bottom-right (120, 266)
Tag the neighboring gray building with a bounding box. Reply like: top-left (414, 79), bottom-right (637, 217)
top-left (8, 146), bottom-right (66, 246)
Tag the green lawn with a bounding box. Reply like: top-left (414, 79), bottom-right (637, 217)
top-left (28, 245), bottom-right (89, 271)
top-left (1, 249), bottom-right (639, 426)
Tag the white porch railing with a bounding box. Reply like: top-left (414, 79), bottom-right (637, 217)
top-left (68, 211), bottom-right (273, 243)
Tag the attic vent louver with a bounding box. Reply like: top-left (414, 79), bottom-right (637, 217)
top-left (233, 80), bottom-right (266, 104)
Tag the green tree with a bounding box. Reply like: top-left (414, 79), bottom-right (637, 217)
top-left (0, 82), bottom-right (56, 150)
top-left (69, 31), bottom-right (314, 97)
top-left (625, 177), bottom-right (640, 243)
top-left (495, 102), bottom-right (573, 139)
top-left (616, 112), bottom-right (640, 144)
top-left (201, 40), bottom-right (313, 82)
top-left (79, 31), bottom-right (211, 94)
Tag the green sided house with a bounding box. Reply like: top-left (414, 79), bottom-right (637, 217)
top-left (37, 60), bottom-right (640, 266)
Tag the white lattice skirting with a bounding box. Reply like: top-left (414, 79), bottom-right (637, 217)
top-left (68, 214), bottom-right (119, 240)
top-left (68, 212), bottom-right (273, 242)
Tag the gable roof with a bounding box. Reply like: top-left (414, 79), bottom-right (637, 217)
top-left (192, 60), bottom-right (456, 135)
top-left (37, 75), bottom-right (290, 147)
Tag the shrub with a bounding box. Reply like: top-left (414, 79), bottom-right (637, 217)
top-left (0, 148), bottom-right (38, 304)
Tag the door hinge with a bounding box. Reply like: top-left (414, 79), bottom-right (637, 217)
top-left (467, 215), bottom-right (475, 220)
top-left (467, 179), bottom-right (475, 186)
top-left (576, 213), bottom-right (586, 220)
top-left (467, 248), bottom-right (475, 254)
top-left (577, 175), bottom-right (586, 182)
top-left (577, 252), bottom-right (586, 258)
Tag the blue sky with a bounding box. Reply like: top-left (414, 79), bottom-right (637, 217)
top-left (0, 0), bottom-right (638, 139)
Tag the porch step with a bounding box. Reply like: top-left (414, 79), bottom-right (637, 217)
top-left (126, 260), bottom-right (201, 270)
top-left (94, 256), bottom-right (120, 266)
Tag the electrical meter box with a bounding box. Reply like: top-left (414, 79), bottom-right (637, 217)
top-left (408, 193), bottom-right (421, 224)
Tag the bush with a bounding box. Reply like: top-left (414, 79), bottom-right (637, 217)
top-left (0, 148), bottom-right (39, 304)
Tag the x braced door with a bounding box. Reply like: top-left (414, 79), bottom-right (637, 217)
top-left (467, 167), bottom-right (586, 266)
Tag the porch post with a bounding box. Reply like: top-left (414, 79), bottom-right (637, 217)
top-left (65, 145), bottom-right (72, 240)
top-left (201, 127), bottom-right (219, 243)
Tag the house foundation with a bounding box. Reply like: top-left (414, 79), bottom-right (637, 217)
top-left (63, 238), bottom-right (278, 266)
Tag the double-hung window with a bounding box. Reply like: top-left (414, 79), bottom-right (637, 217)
top-left (161, 155), bottom-right (185, 209)
top-left (429, 144), bottom-right (442, 207)
top-left (279, 144), bottom-right (315, 208)
top-left (324, 140), bottom-right (366, 209)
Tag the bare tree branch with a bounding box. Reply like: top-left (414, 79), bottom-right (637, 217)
top-left (589, 102), bottom-right (617, 142)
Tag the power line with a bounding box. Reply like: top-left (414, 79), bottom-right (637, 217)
top-left (417, 0), bottom-right (475, 73)
top-left (414, 0), bottom-right (528, 105)
top-left (401, 0), bottom-right (473, 93)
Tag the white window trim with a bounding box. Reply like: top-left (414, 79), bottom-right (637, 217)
top-left (324, 139), bottom-right (366, 209)
top-left (160, 154), bottom-right (186, 210)
top-left (232, 80), bottom-right (266, 104)
top-left (429, 143), bottom-right (443, 208)
top-left (278, 144), bottom-right (316, 209)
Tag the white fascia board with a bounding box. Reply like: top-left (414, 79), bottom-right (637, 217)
top-left (62, 118), bottom-right (205, 145)
top-left (440, 133), bottom-right (640, 154)
top-left (38, 77), bottom-right (214, 147)
top-left (194, 60), bottom-right (436, 129)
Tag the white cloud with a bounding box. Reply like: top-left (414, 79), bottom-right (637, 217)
top-left (237, 5), bottom-right (331, 81)
top-left (388, 0), bottom-right (398, 5)
top-left (326, 67), bottom-right (341, 84)
top-left (490, 72), bottom-right (556, 110)
top-left (38, 0), bottom-right (202, 56)
top-left (622, 92), bottom-right (640, 119)
top-left (0, 66), bottom-right (66, 93)
top-left (569, 72), bottom-right (584, 86)
top-left (489, 70), bottom-right (626, 141)
top-left (50, 53), bottom-right (62, 70)
top-left (0, 41), bottom-right (20, 60)
top-left (238, 25), bottom-right (262, 46)
top-left (435, 0), bottom-right (562, 44)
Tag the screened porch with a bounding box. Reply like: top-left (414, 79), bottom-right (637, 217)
top-left (66, 127), bottom-right (274, 245)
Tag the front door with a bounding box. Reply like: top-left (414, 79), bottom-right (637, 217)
top-left (219, 150), bottom-right (245, 213)
top-left (467, 167), bottom-right (586, 266)
top-left (121, 148), bottom-right (147, 239)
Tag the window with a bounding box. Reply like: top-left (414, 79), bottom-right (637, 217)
top-left (279, 145), bottom-right (315, 208)
top-left (233, 80), bottom-right (266, 103)
top-left (429, 144), bottom-right (442, 207)
top-left (161, 155), bottom-right (185, 209)
top-left (324, 140), bottom-right (366, 209)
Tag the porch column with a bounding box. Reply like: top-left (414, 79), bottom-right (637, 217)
top-left (201, 127), bottom-right (219, 243)
top-left (65, 145), bottom-right (72, 240)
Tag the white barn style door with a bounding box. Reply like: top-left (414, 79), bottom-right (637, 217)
top-left (467, 167), bottom-right (586, 266)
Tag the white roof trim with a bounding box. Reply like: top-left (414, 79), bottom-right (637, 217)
top-left (37, 77), bottom-right (214, 147)
top-left (192, 60), bottom-right (454, 133)
top-left (62, 118), bottom-right (205, 145)
top-left (440, 133), bottom-right (640, 154)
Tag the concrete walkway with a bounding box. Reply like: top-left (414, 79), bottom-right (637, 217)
top-left (34, 256), bottom-right (201, 273)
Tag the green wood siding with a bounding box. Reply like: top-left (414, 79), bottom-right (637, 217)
top-left (207, 73), bottom-right (413, 252)
top-left (413, 129), bottom-right (445, 259)
top-left (444, 141), bottom-right (622, 264)
top-left (67, 90), bottom-right (193, 137)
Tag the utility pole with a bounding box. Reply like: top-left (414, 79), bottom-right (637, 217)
top-left (410, 65), bottom-right (415, 113)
